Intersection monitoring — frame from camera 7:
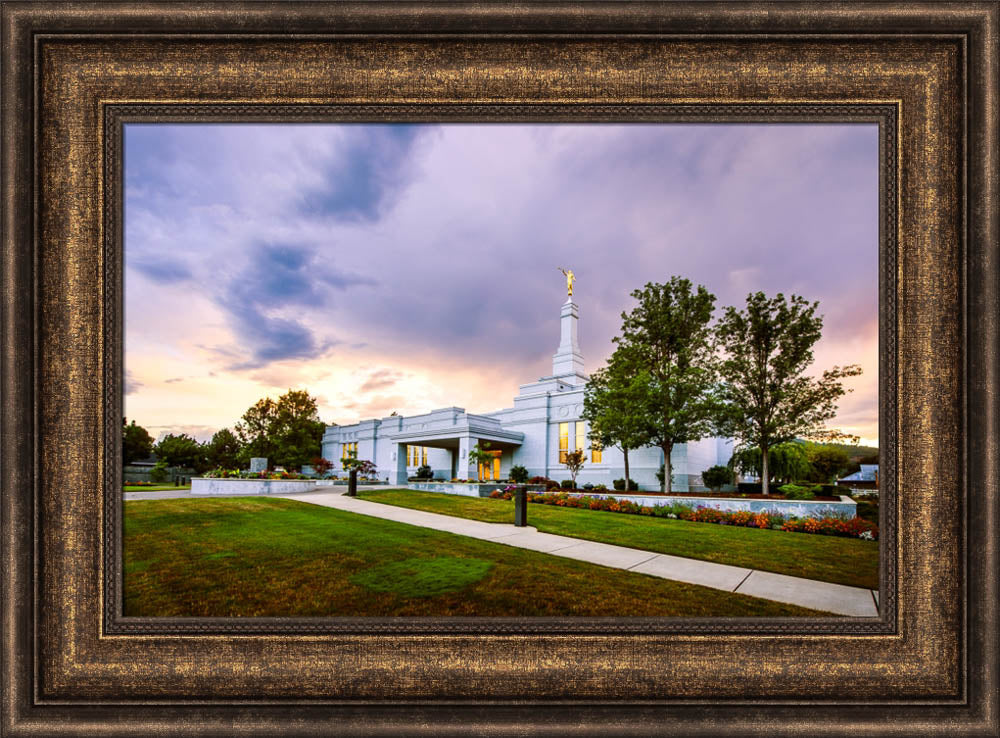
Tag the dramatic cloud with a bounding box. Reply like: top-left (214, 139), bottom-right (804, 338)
top-left (125, 123), bottom-right (879, 445)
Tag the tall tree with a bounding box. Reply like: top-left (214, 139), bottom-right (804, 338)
top-left (235, 390), bottom-right (327, 469)
top-left (715, 292), bottom-right (862, 494)
top-left (122, 418), bottom-right (154, 466)
top-left (152, 433), bottom-right (205, 471)
top-left (205, 427), bottom-right (242, 470)
top-left (235, 397), bottom-right (278, 466)
top-left (614, 278), bottom-right (719, 493)
top-left (581, 346), bottom-right (650, 491)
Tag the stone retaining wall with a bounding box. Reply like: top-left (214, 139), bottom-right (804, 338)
top-left (190, 478), bottom-right (320, 496)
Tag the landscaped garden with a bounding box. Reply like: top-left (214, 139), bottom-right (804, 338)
top-left (358, 489), bottom-right (879, 590)
top-left (124, 483), bottom-right (191, 492)
top-left (123, 497), bottom-right (831, 617)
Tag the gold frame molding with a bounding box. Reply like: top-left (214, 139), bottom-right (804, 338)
top-left (2, 3), bottom-right (997, 735)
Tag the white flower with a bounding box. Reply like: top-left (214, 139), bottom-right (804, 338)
top-left (667, 513), bottom-right (678, 519)
top-left (859, 530), bottom-right (875, 541)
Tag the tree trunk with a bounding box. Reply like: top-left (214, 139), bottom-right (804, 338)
top-left (761, 446), bottom-right (770, 496)
top-left (663, 444), bottom-right (673, 494)
top-left (623, 448), bottom-right (630, 491)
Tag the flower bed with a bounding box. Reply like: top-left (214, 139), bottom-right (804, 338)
top-left (487, 489), bottom-right (878, 541)
top-left (204, 468), bottom-right (311, 480)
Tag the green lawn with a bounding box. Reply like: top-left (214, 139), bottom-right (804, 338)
top-left (358, 489), bottom-right (880, 590)
top-left (125, 484), bottom-right (191, 492)
top-left (123, 497), bottom-right (829, 617)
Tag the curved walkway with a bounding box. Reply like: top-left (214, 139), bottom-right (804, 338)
top-left (286, 490), bottom-right (879, 617)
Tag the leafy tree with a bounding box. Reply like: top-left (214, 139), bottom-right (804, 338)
top-left (715, 292), bottom-right (862, 494)
top-left (152, 433), bottom-right (204, 470)
top-left (205, 427), bottom-right (242, 470)
top-left (728, 442), bottom-right (812, 485)
top-left (310, 456), bottom-right (333, 477)
top-left (613, 278), bottom-right (720, 493)
top-left (235, 389), bottom-right (327, 469)
top-left (563, 448), bottom-right (585, 487)
top-left (149, 460), bottom-right (169, 483)
top-left (581, 346), bottom-right (651, 492)
top-left (122, 418), bottom-right (153, 466)
top-left (806, 443), bottom-right (851, 483)
top-left (467, 442), bottom-right (496, 481)
top-left (235, 397), bottom-right (278, 465)
top-left (701, 465), bottom-right (733, 492)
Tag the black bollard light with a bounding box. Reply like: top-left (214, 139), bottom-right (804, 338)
top-left (348, 468), bottom-right (358, 497)
top-left (514, 485), bottom-right (528, 527)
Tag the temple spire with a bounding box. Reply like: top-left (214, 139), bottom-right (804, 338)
top-left (551, 273), bottom-right (586, 384)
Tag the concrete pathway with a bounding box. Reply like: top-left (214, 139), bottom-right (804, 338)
top-left (286, 491), bottom-right (879, 617)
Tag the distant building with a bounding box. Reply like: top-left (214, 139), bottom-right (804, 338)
top-left (838, 464), bottom-right (879, 490)
top-left (322, 289), bottom-right (732, 491)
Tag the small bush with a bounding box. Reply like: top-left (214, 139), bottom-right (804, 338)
top-left (593, 483), bottom-right (607, 491)
top-left (613, 478), bottom-right (638, 491)
top-left (701, 465), bottom-right (733, 491)
top-left (509, 465), bottom-right (529, 483)
top-left (560, 479), bottom-right (575, 490)
top-left (528, 476), bottom-right (550, 485)
top-left (779, 484), bottom-right (816, 500)
top-left (149, 461), bottom-right (169, 483)
top-left (737, 482), bottom-right (762, 494)
top-left (545, 479), bottom-right (560, 491)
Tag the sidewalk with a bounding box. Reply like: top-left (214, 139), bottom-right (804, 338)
top-left (286, 491), bottom-right (879, 617)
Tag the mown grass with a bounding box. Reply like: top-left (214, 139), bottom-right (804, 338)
top-left (358, 489), bottom-right (880, 590)
top-left (125, 485), bottom-right (191, 492)
top-left (123, 497), bottom-right (829, 617)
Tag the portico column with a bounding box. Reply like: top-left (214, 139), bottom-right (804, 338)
top-left (458, 435), bottom-right (473, 481)
top-left (392, 443), bottom-right (408, 486)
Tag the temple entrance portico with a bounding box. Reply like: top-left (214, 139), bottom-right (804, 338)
top-left (389, 422), bottom-right (524, 485)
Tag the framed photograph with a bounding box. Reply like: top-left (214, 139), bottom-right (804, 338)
top-left (2, 3), bottom-right (996, 736)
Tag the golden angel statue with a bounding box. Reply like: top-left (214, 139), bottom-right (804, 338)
top-left (558, 267), bottom-right (576, 297)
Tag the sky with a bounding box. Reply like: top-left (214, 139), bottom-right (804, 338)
top-left (124, 123), bottom-right (879, 446)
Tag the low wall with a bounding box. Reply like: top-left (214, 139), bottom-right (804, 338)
top-left (575, 493), bottom-right (857, 519)
top-left (190, 478), bottom-right (320, 496)
top-left (406, 482), bottom-right (546, 497)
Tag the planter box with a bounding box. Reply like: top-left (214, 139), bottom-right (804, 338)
top-left (190, 478), bottom-right (320, 496)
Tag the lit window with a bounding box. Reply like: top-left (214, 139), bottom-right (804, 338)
top-left (421, 447), bottom-right (428, 466)
top-left (575, 423), bottom-right (585, 453)
top-left (559, 423), bottom-right (569, 463)
top-left (591, 440), bottom-right (603, 464)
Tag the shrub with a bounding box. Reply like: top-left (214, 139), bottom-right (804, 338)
top-left (582, 483), bottom-right (594, 490)
top-left (545, 479), bottom-right (560, 491)
top-left (701, 465), bottom-right (733, 491)
top-left (560, 479), bottom-right (575, 490)
top-left (737, 482), bottom-right (762, 494)
top-left (415, 464), bottom-right (433, 480)
top-left (509, 465), bottom-right (529, 483)
top-left (528, 476), bottom-right (550, 485)
top-left (149, 461), bottom-right (169, 483)
top-left (778, 484), bottom-right (816, 500)
top-left (593, 483), bottom-right (607, 491)
top-left (613, 478), bottom-right (638, 491)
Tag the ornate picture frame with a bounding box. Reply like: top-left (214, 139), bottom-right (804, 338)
top-left (2, 3), bottom-right (996, 735)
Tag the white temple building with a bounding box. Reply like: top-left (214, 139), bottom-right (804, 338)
top-left (322, 287), bottom-right (732, 491)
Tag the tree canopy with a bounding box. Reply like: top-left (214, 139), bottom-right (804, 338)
top-left (152, 433), bottom-right (205, 471)
top-left (234, 389), bottom-right (327, 469)
top-left (122, 418), bottom-right (153, 466)
top-left (612, 278), bottom-right (720, 493)
top-left (205, 428), bottom-right (241, 470)
top-left (715, 292), bottom-right (862, 494)
top-left (581, 346), bottom-right (651, 489)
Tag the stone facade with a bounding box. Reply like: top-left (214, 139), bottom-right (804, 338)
top-left (322, 294), bottom-right (732, 492)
